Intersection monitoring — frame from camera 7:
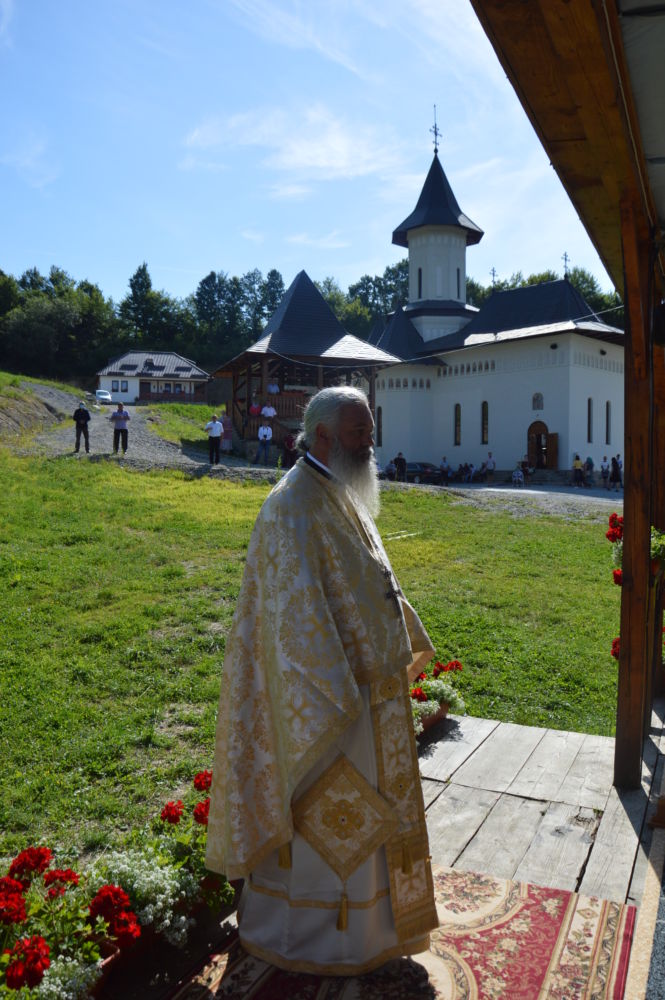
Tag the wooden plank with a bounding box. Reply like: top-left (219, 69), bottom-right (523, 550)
top-left (579, 785), bottom-right (647, 901)
top-left (418, 715), bottom-right (499, 783)
top-left (456, 794), bottom-right (549, 880)
top-left (554, 733), bottom-right (614, 810)
top-left (508, 728), bottom-right (586, 801)
top-left (425, 783), bottom-right (499, 868)
top-left (421, 778), bottom-right (445, 809)
top-left (452, 721), bottom-right (546, 793)
top-left (514, 801), bottom-right (599, 891)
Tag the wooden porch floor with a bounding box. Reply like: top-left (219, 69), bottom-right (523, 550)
top-left (419, 700), bottom-right (665, 908)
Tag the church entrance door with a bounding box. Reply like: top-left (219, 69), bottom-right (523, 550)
top-left (528, 420), bottom-right (551, 469)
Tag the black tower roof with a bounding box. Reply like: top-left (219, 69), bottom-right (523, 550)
top-left (392, 153), bottom-right (483, 248)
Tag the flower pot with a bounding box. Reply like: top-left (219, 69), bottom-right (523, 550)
top-left (418, 702), bottom-right (449, 736)
top-left (91, 943), bottom-right (120, 998)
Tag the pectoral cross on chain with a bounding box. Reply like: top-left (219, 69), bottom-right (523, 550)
top-left (383, 567), bottom-right (403, 613)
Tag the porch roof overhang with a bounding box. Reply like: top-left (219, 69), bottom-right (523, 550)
top-left (469, 0), bottom-right (665, 298)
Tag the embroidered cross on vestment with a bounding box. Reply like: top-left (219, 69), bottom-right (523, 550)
top-left (383, 567), bottom-right (403, 612)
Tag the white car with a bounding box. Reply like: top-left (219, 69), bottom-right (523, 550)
top-left (95, 389), bottom-right (112, 404)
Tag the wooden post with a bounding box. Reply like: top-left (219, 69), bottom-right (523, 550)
top-left (652, 345), bottom-right (665, 697)
top-left (614, 199), bottom-right (652, 788)
top-left (260, 357), bottom-right (268, 399)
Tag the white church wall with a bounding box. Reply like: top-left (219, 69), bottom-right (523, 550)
top-left (375, 365), bottom-right (435, 464)
top-left (566, 335), bottom-right (624, 469)
top-left (408, 226), bottom-right (466, 310)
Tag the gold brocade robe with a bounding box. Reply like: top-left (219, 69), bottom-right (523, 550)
top-left (206, 459), bottom-right (439, 971)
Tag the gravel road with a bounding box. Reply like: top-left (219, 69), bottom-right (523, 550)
top-left (22, 383), bottom-right (622, 520)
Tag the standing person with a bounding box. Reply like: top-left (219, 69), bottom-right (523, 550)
top-left (584, 456), bottom-right (594, 488)
top-left (610, 456), bottom-right (621, 492)
top-left (600, 455), bottom-right (610, 489)
top-left (572, 454), bottom-right (584, 487)
top-left (206, 386), bottom-right (438, 974)
top-left (282, 431), bottom-right (298, 469)
top-left (439, 456), bottom-right (450, 484)
top-left (221, 410), bottom-right (233, 453)
top-left (72, 401), bottom-right (90, 454)
top-left (485, 452), bottom-right (496, 483)
top-left (394, 451), bottom-right (407, 482)
top-left (384, 457), bottom-right (397, 481)
top-left (204, 413), bottom-right (223, 465)
top-left (253, 419), bottom-right (272, 465)
top-left (110, 403), bottom-right (130, 455)
top-left (616, 454), bottom-right (623, 488)
top-left (261, 399), bottom-right (277, 421)
top-left (520, 455), bottom-right (530, 485)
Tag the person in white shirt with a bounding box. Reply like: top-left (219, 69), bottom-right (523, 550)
top-left (601, 456), bottom-right (610, 490)
top-left (486, 452), bottom-right (496, 483)
top-left (261, 402), bottom-right (277, 420)
top-left (253, 420), bottom-right (273, 465)
top-left (204, 414), bottom-right (223, 465)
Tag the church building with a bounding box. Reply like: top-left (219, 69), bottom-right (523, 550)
top-left (370, 149), bottom-right (624, 474)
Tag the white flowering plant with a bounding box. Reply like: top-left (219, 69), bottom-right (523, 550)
top-left (410, 659), bottom-right (466, 736)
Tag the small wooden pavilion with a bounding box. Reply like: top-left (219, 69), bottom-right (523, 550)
top-left (212, 270), bottom-right (400, 449)
top-left (470, 0), bottom-right (665, 789)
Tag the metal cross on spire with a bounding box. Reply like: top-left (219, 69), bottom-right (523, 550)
top-left (430, 104), bottom-right (441, 155)
top-left (562, 251), bottom-right (570, 277)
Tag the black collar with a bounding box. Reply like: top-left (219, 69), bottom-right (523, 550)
top-left (304, 452), bottom-right (333, 480)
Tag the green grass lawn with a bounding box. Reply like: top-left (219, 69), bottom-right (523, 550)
top-left (0, 445), bottom-right (620, 861)
top-left (145, 402), bottom-right (219, 455)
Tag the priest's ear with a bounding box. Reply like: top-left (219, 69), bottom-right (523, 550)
top-left (311, 421), bottom-right (332, 462)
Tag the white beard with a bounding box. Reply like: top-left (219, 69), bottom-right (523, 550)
top-left (327, 439), bottom-right (381, 519)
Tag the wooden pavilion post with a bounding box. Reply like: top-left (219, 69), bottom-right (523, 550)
top-left (614, 198), bottom-right (653, 787)
top-left (652, 344), bottom-right (665, 697)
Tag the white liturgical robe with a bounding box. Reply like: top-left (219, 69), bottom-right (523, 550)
top-left (206, 457), bottom-right (438, 974)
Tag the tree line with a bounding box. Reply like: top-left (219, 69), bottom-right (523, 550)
top-left (0, 259), bottom-right (622, 381)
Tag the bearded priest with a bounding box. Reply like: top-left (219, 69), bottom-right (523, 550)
top-left (206, 385), bottom-right (439, 974)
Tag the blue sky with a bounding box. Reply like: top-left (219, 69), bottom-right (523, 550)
top-left (0, 0), bottom-right (614, 305)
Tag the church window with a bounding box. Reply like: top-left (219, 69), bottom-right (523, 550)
top-left (466, 364), bottom-right (471, 374)
top-left (484, 361), bottom-right (489, 371)
top-left (426, 379), bottom-right (431, 388)
top-left (412, 378), bottom-right (417, 388)
top-left (376, 406), bottom-right (383, 447)
top-left (419, 378), bottom-right (424, 388)
top-left (472, 363), bottom-right (477, 373)
top-left (605, 401), bottom-right (611, 444)
top-left (454, 404), bottom-right (461, 446)
top-left (437, 367), bottom-right (442, 377)
top-left (456, 268), bottom-right (461, 299)
top-left (490, 361), bottom-right (495, 370)
top-left (587, 398), bottom-right (593, 443)
top-left (418, 268), bottom-right (423, 299)
top-left (532, 392), bottom-right (543, 410)
top-left (454, 365), bottom-right (458, 375)
top-left (481, 402), bottom-right (488, 444)
top-left (388, 378), bottom-right (394, 388)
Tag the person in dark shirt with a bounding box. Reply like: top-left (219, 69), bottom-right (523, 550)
top-left (394, 452), bottom-right (407, 482)
top-left (72, 401), bottom-right (91, 453)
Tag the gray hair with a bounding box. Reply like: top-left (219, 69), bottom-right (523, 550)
top-left (296, 386), bottom-right (369, 452)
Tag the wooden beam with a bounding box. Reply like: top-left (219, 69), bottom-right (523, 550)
top-left (614, 197), bottom-right (652, 787)
top-left (652, 346), bottom-right (665, 697)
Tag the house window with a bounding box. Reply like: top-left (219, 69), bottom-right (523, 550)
top-left (164, 383), bottom-right (172, 393)
top-left (532, 392), bottom-right (543, 410)
top-left (587, 398), bottom-right (593, 443)
top-left (481, 401), bottom-right (488, 444)
top-left (376, 406), bottom-right (382, 447)
top-left (111, 380), bottom-right (119, 391)
top-left (120, 380), bottom-right (128, 392)
top-left (454, 403), bottom-right (461, 446)
top-left (606, 401), bottom-right (611, 444)
top-left (175, 383), bottom-right (182, 394)
top-left (418, 267), bottom-right (423, 299)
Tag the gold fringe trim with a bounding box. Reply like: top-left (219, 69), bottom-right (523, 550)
top-left (401, 840), bottom-right (413, 875)
top-left (394, 903), bottom-right (440, 942)
top-left (278, 842), bottom-right (292, 869)
top-left (247, 879), bottom-right (390, 910)
top-left (336, 891), bottom-right (348, 931)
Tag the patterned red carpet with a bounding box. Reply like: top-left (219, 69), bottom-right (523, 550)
top-left (168, 866), bottom-right (635, 999)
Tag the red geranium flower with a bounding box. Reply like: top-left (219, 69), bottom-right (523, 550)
top-left (193, 798), bottom-right (210, 826)
top-left (160, 800), bottom-right (184, 825)
top-left (611, 637), bottom-right (621, 660)
top-left (606, 527), bottom-right (622, 543)
top-left (609, 512), bottom-right (624, 531)
top-left (109, 910), bottom-right (141, 949)
top-left (447, 660), bottom-right (463, 672)
top-left (410, 686), bottom-right (428, 703)
top-left (193, 770), bottom-right (213, 792)
top-left (44, 869), bottom-right (79, 900)
top-left (613, 569), bottom-right (623, 586)
top-left (89, 884), bottom-right (132, 924)
top-left (8, 847), bottom-right (52, 886)
top-left (432, 661), bottom-right (445, 678)
top-left (4, 935), bottom-right (50, 989)
top-left (0, 890), bottom-right (27, 925)
top-left (0, 876), bottom-right (25, 896)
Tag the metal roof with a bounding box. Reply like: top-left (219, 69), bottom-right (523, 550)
top-left (392, 153), bottom-right (484, 248)
top-left (97, 351), bottom-right (209, 379)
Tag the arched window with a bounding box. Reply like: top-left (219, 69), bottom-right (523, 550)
top-left (376, 406), bottom-right (382, 447)
top-left (454, 403), bottom-right (461, 446)
top-left (587, 397), bottom-right (593, 443)
top-left (388, 378), bottom-right (394, 388)
top-left (466, 364), bottom-right (471, 374)
top-left (484, 361), bottom-right (489, 371)
top-left (472, 362), bottom-right (477, 373)
top-left (456, 267), bottom-right (461, 299)
top-left (426, 378), bottom-right (431, 389)
top-left (532, 392), bottom-right (544, 410)
top-left (490, 360), bottom-right (496, 370)
top-left (605, 401), bottom-right (611, 444)
top-left (412, 378), bottom-right (417, 388)
top-left (418, 267), bottom-right (423, 299)
top-left (454, 365), bottom-right (459, 375)
top-left (419, 378), bottom-right (424, 388)
top-left (481, 401), bottom-right (489, 444)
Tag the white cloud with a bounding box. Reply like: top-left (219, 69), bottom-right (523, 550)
top-left (0, 0), bottom-right (13, 44)
top-left (0, 134), bottom-right (58, 189)
top-left (287, 230), bottom-right (350, 249)
top-left (185, 104), bottom-right (401, 182)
